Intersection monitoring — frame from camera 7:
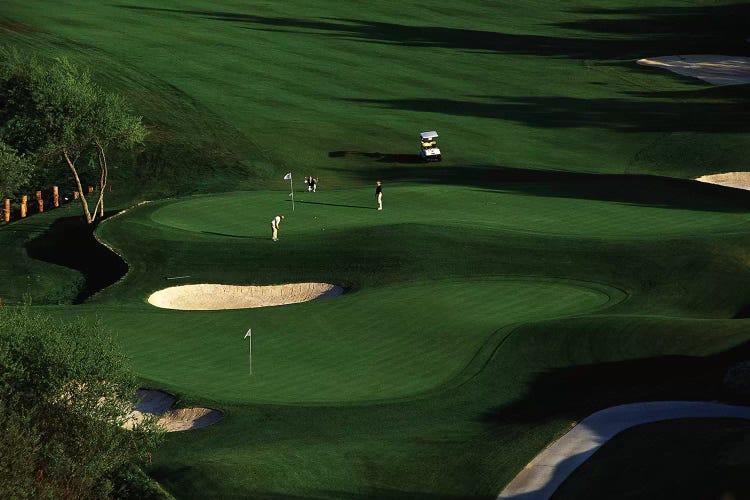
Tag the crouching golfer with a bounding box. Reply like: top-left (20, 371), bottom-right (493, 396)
top-left (271, 215), bottom-right (285, 241)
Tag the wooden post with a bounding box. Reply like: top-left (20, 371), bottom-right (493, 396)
top-left (88, 186), bottom-right (94, 194)
top-left (3, 199), bottom-right (9, 223)
top-left (20, 195), bottom-right (27, 218)
top-left (36, 191), bottom-right (43, 213)
top-left (74, 191), bottom-right (79, 200)
top-left (53, 186), bottom-right (59, 208)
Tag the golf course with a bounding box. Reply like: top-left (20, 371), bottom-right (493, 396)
top-left (3, 0), bottom-right (750, 498)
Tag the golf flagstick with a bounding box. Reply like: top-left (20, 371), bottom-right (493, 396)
top-left (284, 172), bottom-right (294, 211)
top-left (245, 328), bottom-right (252, 375)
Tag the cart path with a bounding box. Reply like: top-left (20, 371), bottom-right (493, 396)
top-left (497, 401), bottom-right (750, 500)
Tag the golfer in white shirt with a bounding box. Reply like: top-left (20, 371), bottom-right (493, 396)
top-left (271, 215), bottom-right (285, 241)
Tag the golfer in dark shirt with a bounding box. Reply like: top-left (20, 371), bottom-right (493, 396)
top-left (375, 181), bottom-right (383, 210)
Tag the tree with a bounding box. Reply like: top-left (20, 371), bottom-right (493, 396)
top-left (0, 140), bottom-right (34, 199)
top-left (0, 307), bottom-right (163, 499)
top-left (0, 48), bottom-right (146, 223)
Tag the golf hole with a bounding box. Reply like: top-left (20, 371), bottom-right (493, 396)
top-left (147, 283), bottom-right (344, 310)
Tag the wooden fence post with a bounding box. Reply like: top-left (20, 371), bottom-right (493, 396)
top-left (20, 195), bottom-right (27, 218)
top-left (3, 199), bottom-right (9, 223)
top-left (53, 186), bottom-right (59, 208)
top-left (36, 191), bottom-right (43, 213)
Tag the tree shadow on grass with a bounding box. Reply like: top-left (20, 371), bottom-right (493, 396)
top-left (24, 213), bottom-right (128, 304)
top-left (345, 93), bottom-right (750, 133)
top-left (559, 5), bottom-right (750, 54)
top-left (115, 4), bottom-right (750, 60)
top-left (481, 339), bottom-right (750, 427)
top-left (323, 164), bottom-right (750, 213)
top-left (329, 150), bottom-right (422, 164)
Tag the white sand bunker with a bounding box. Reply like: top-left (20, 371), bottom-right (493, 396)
top-left (696, 172), bottom-right (750, 191)
top-left (124, 389), bottom-right (223, 432)
top-left (637, 55), bottom-right (750, 85)
top-left (148, 282), bottom-right (343, 310)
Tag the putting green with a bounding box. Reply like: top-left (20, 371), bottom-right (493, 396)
top-left (70, 277), bottom-right (621, 404)
top-left (149, 185), bottom-right (750, 240)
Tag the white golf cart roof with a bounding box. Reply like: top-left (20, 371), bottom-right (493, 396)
top-left (420, 131), bottom-right (439, 139)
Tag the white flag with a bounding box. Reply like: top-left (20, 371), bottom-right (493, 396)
top-left (244, 328), bottom-right (252, 339)
top-left (283, 172), bottom-right (292, 180)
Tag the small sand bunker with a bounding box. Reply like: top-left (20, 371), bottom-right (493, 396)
top-left (124, 389), bottom-right (222, 432)
top-left (696, 172), bottom-right (750, 191)
top-left (148, 282), bottom-right (343, 310)
top-left (637, 56), bottom-right (750, 85)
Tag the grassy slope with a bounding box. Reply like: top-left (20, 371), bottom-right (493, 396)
top-left (2, 0), bottom-right (750, 498)
top-left (4, 0), bottom-right (750, 189)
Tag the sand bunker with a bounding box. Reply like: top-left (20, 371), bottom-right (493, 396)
top-left (124, 389), bottom-right (222, 432)
top-left (148, 282), bottom-right (343, 310)
top-left (637, 55), bottom-right (750, 85)
top-left (696, 172), bottom-right (750, 191)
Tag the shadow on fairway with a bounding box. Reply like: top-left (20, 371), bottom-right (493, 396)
top-left (346, 93), bottom-right (750, 133)
top-left (199, 231), bottom-right (266, 239)
top-left (24, 212), bottom-right (128, 304)
top-left (294, 200), bottom-right (374, 210)
top-left (480, 338), bottom-right (750, 426)
top-left (116, 4), bottom-right (750, 60)
top-left (329, 150), bottom-right (422, 164)
top-left (323, 164), bottom-right (750, 213)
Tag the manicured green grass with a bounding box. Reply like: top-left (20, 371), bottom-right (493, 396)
top-left (6, 179), bottom-right (750, 497)
top-left (56, 277), bottom-right (614, 403)
top-left (75, 182), bottom-right (750, 496)
top-left (148, 185), bottom-right (750, 239)
top-left (4, 0), bottom-right (750, 498)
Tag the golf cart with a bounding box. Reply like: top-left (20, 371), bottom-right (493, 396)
top-left (419, 131), bottom-right (441, 162)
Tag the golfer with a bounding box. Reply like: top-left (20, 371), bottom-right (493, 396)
top-left (375, 181), bottom-right (383, 210)
top-left (271, 215), bottom-right (285, 241)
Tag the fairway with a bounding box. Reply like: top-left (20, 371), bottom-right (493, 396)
top-left (4, 0), bottom-right (750, 498)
